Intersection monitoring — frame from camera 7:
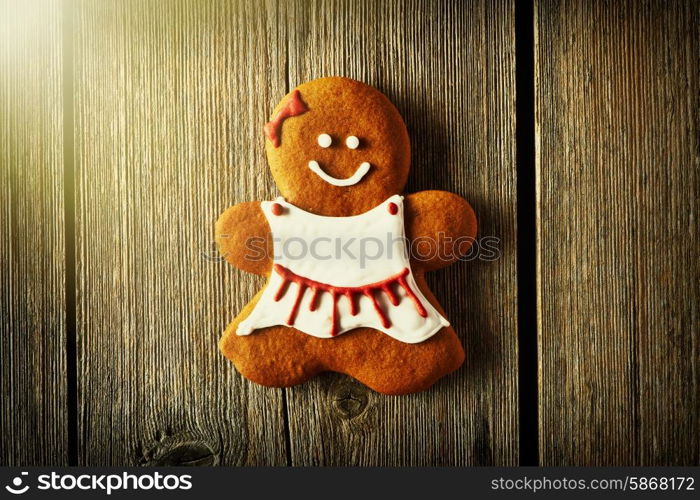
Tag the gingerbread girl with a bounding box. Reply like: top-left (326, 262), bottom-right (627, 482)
top-left (216, 77), bottom-right (477, 395)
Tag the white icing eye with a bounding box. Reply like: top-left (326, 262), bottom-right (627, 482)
top-left (317, 133), bottom-right (332, 148)
top-left (345, 135), bottom-right (360, 149)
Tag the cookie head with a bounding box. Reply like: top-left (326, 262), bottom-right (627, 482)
top-left (264, 77), bottom-right (410, 216)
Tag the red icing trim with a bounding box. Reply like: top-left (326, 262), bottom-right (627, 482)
top-left (345, 291), bottom-right (358, 316)
top-left (381, 284), bottom-right (399, 306)
top-left (388, 202), bottom-right (398, 215)
top-left (398, 275), bottom-right (428, 318)
top-left (273, 278), bottom-right (290, 302)
top-left (271, 203), bottom-right (284, 216)
top-left (264, 90), bottom-right (308, 147)
top-left (365, 290), bottom-right (391, 328)
top-left (272, 264), bottom-right (427, 336)
top-left (331, 291), bottom-right (339, 336)
top-left (287, 284), bottom-right (306, 326)
top-left (308, 287), bottom-right (320, 311)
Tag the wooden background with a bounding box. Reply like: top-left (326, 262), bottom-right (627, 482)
top-left (1, 0), bottom-right (697, 466)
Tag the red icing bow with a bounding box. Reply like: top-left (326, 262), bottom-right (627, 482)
top-left (264, 90), bottom-right (308, 147)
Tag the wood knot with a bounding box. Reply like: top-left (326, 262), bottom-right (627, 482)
top-left (141, 436), bottom-right (218, 466)
top-left (329, 376), bottom-right (369, 419)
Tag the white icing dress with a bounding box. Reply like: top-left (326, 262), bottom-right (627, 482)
top-left (237, 194), bottom-right (449, 344)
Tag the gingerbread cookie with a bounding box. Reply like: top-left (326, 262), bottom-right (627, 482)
top-left (216, 77), bottom-right (477, 395)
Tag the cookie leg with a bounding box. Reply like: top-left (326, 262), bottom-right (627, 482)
top-left (217, 288), bottom-right (321, 387)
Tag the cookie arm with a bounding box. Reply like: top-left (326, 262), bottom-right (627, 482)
top-left (404, 190), bottom-right (477, 272)
top-left (215, 201), bottom-right (272, 276)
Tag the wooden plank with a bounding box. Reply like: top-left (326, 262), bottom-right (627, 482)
top-left (74, 0), bottom-right (288, 465)
top-left (536, 0), bottom-right (699, 465)
top-left (0, 0), bottom-right (68, 465)
top-left (283, 0), bottom-right (518, 465)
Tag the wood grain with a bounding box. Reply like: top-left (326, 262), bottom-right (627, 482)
top-left (4, 0), bottom-right (696, 467)
top-left (73, 0), bottom-right (288, 465)
top-left (283, 0), bottom-right (518, 465)
top-left (536, 0), bottom-right (699, 465)
top-left (0, 0), bottom-right (68, 465)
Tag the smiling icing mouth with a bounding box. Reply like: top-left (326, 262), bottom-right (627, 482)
top-left (307, 160), bottom-right (371, 187)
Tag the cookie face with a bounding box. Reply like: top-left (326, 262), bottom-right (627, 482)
top-left (265, 77), bottom-right (411, 216)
